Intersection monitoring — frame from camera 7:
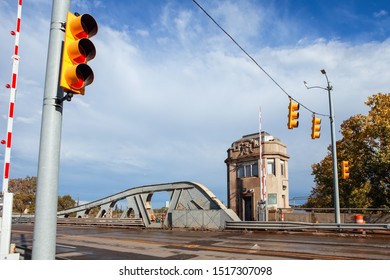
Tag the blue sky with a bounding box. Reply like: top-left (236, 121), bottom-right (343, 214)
top-left (0, 0), bottom-right (389, 207)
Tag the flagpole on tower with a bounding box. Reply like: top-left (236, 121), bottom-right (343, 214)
top-left (258, 107), bottom-right (267, 221)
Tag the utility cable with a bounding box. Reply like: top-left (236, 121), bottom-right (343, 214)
top-left (192, 0), bottom-right (329, 117)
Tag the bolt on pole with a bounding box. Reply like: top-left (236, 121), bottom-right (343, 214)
top-left (32, 0), bottom-right (70, 260)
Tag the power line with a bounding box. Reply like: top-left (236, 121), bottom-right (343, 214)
top-left (192, 0), bottom-right (328, 117)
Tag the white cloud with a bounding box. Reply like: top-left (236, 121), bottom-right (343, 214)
top-left (136, 29), bottom-right (149, 37)
top-left (212, 1), bottom-right (263, 40)
top-left (374, 9), bottom-right (388, 18)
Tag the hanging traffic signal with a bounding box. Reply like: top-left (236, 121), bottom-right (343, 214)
top-left (311, 116), bottom-right (321, 139)
top-left (287, 99), bottom-right (299, 129)
top-left (341, 160), bottom-right (350, 179)
top-left (60, 12), bottom-right (98, 95)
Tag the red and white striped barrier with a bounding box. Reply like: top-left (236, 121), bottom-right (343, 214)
top-left (2, 0), bottom-right (23, 193)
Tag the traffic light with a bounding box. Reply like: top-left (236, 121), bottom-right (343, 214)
top-left (287, 99), bottom-right (299, 129)
top-left (341, 160), bottom-right (350, 179)
top-left (311, 116), bottom-right (321, 139)
top-left (60, 12), bottom-right (98, 95)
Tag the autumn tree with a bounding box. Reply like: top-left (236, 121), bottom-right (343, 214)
top-left (8, 176), bottom-right (77, 213)
top-left (57, 195), bottom-right (76, 211)
top-left (9, 176), bottom-right (37, 214)
top-left (306, 93), bottom-right (389, 208)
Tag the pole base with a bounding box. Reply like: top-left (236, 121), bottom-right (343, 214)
top-left (0, 253), bottom-right (20, 260)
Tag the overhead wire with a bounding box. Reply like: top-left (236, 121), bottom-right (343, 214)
top-left (192, 0), bottom-right (329, 117)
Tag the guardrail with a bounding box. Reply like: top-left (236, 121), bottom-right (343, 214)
top-left (226, 221), bottom-right (390, 231)
top-left (56, 218), bottom-right (144, 227)
top-left (288, 207), bottom-right (390, 213)
top-left (12, 215), bottom-right (34, 223)
top-left (12, 216), bottom-right (145, 227)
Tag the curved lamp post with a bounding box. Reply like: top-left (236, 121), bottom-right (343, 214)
top-left (304, 69), bottom-right (341, 225)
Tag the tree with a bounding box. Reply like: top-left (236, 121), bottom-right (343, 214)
top-left (8, 176), bottom-right (77, 213)
top-left (57, 195), bottom-right (76, 211)
top-left (9, 176), bottom-right (37, 214)
top-left (306, 93), bottom-right (389, 208)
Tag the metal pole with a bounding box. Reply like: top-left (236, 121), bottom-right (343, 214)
top-left (305, 70), bottom-right (341, 225)
top-left (324, 73), bottom-right (341, 224)
top-left (32, 0), bottom-right (70, 260)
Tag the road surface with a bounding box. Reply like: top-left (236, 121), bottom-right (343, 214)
top-left (11, 224), bottom-right (390, 260)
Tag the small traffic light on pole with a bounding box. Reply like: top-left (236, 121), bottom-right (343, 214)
top-left (60, 12), bottom-right (98, 95)
top-left (341, 160), bottom-right (350, 179)
top-left (287, 99), bottom-right (299, 129)
top-left (311, 115), bottom-right (321, 139)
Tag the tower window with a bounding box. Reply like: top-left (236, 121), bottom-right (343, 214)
top-left (237, 162), bottom-right (258, 178)
top-left (268, 193), bottom-right (277, 205)
top-left (267, 159), bottom-right (275, 175)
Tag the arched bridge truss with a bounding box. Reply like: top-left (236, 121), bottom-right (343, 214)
top-left (57, 182), bottom-right (239, 229)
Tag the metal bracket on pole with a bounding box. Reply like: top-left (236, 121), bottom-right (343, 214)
top-left (56, 92), bottom-right (73, 104)
top-left (59, 21), bottom-right (66, 32)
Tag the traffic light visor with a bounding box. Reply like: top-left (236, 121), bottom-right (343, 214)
top-left (290, 102), bottom-right (299, 112)
top-left (67, 38), bottom-right (96, 64)
top-left (68, 13), bottom-right (98, 39)
top-left (63, 64), bottom-right (94, 91)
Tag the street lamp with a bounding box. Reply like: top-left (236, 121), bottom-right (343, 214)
top-left (304, 69), bottom-right (341, 225)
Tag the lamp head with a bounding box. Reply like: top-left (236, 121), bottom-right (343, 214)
top-left (320, 69), bottom-right (326, 75)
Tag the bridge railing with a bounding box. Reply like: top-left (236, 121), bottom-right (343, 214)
top-left (226, 221), bottom-right (390, 231)
top-left (288, 207), bottom-right (390, 213)
top-left (269, 207), bottom-right (390, 224)
top-left (56, 218), bottom-right (144, 227)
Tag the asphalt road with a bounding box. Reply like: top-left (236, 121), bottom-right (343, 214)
top-left (11, 224), bottom-right (390, 260)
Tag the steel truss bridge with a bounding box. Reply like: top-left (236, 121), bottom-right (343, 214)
top-left (57, 181), bottom-right (240, 229)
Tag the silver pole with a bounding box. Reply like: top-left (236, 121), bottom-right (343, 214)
top-left (304, 70), bottom-right (341, 225)
top-left (32, 0), bottom-right (70, 260)
top-left (323, 71), bottom-right (341, 224)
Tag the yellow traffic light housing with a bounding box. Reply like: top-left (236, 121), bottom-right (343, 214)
top-left (287, 99), bottom-right (299, 129)
top-left (311, 116), bottom-right (321, 139)
top-left (341, 160), bottom-right (350, 179)
top-left (60, 12), bottom-right (98, 95)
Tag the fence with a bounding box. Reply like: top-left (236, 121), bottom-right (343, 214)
top-left (271, 208), bottom-right (390, 224)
